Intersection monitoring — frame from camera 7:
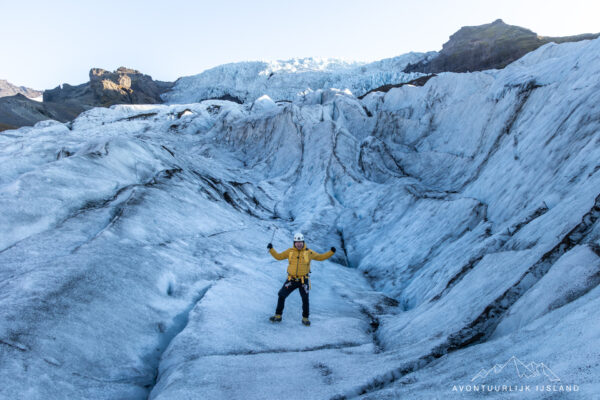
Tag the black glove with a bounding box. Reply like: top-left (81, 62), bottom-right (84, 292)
top-left (267, 243), bottom-right (273, 249)
top-left (331, 247), bottom-right (336, 253)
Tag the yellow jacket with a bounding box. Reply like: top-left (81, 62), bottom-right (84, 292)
top-left (269, 243), bottom-right (334, 278)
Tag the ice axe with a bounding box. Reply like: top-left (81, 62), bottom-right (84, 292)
top-left (269, 226), bottom-right (278, 243)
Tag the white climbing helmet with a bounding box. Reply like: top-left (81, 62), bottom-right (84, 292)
top-left (293, 232), bottom-right (305, 242)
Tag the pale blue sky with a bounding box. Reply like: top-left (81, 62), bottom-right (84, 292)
top-left (1, 0), bottom-right (598, 89)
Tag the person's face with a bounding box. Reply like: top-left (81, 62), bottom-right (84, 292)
top-left (294, 241), bottom-right (304, 250)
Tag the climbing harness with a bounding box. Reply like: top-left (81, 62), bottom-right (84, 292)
top-left (286, 274), bottom-right (311, 290)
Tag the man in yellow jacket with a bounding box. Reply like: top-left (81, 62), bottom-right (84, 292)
top-left (267, 232), bottom-right (335, 326)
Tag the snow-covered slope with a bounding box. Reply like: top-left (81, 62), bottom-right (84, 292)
top-left (163, 53), bottom-right (435, 104)
top-left (1, 37), bottom-right (599, 400)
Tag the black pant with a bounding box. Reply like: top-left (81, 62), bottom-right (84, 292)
top-left (275, 279), bottom-right (309, 318)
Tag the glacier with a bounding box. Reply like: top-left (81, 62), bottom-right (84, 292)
top-left (162, 53), bottom-right (435, 105)
top-left (1, 37), bottom-right (599, 399)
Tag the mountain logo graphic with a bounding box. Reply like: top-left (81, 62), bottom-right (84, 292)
top-left (471, 356), bottom-right (560, 382)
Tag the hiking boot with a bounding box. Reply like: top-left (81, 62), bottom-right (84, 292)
top-left (269, 314), bottom-right (282, 323)
top-left (302, 317), bottom-right (311, 326)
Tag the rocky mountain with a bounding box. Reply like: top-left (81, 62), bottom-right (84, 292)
top-left (1, 35), bottom-right (599, 399)
top-left (44, 67), bottom-right (174, 107)
top-left (0, 67), bottom-right (174, 131)
top-left (0, 79), bottom-right (42, 99)
top-left (404, 19), bottom-right (600, 73)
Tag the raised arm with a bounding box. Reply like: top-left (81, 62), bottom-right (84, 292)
top-left (269, 247), bottom-right (291, 260)
top-left (309, 247), bottom-right (336, 261)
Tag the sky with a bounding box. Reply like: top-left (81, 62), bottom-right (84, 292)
top-left (1, 0), bottom-right (599, 90)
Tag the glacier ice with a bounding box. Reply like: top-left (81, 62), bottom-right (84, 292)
top-left (162, 53), bottom-right (435, 104)
top-left (1, 38), bottom-right (600, 399)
